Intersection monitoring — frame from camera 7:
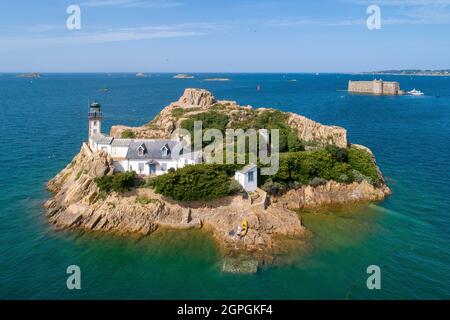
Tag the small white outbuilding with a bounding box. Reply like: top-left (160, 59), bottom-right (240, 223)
top-left (234, 164), bottom-right (258, 192)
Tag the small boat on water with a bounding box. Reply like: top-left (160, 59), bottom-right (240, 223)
top-left (408, 89), bottom-right (424, 96)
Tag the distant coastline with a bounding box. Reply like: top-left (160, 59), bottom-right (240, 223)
top-left (16, 72), bottom-right (41, 78)
top-left (362, 69), bottom-right (450, 77)
top-left (5, 71), bottom-right (450, 78)
top-left (203, 77), bottom-right (230, 81)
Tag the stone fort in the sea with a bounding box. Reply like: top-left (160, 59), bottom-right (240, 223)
top-left (348, 79), bottom-right (404, 95)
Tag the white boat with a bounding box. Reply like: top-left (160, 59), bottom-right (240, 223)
top-left (408, 89), bottom-right (424, 96)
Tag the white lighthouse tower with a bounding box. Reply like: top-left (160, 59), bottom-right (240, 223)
top-left (88, 101), bottom-right (102, 137)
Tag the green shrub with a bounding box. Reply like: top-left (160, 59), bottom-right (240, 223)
top-left (347, 147), bottom-right (380, 184)
top-left (215, 163), bottom-right (243, 177)
top-left (171, 107), bottom-right (186, 118)
top-left (352, 169), bottom-right (366, 183)
top-left (326, 145), bottom-right (348, 162)
top-left (211, 104), bottom-right (227, 111)
top-left (228, 179), bottom-right (244, 195)
top-left (107, 202), bottom-right (116, 209)
top-left (263, 149), bottom-right (349, 186)
top-left (179, 109), bottom-right (306, 153)
top-left (229, 109), bottom-right (258, 130)
top-left (136, 196), bottom-right (157, 205)
top-left (154, 164), bottom-right (232, 201)
top-left (121, 130), bottom-right (135, 139)
top-left (255, 110), bottom-right (287, 129)
top-left (180, 111), bottom-right (229, 149)
top-left (287, 131), bottom-right (305, 152)
top-left (255, 110), bottom-right (304, 152)
top-left (303, 140), bottom-right (320, 147)
top-left (75, 170), bottom-right (83, 181)
top-left (95, 172), bottom-right (136, 193)
top-left (181, 111), bottom-right (229, 134)
top-left (309, 177), bottom-right (327, 187)
top-left (287, 181), bottom-right (302, 190)
top-left (143, 177), bottom-right (157, 188)
top-left (329, 162), bottom-right (354, 182)
top-left (261, 179), bottom-right (286, 195)
top-left (263, 145), bottom-right (380, 187)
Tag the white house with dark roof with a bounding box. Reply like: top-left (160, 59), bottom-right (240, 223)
top-left (87, 102), bottom-right (201, 176)
top-left (87, 101), bottom-right (258, 191)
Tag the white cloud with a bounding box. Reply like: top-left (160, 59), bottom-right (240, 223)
top-left (268, 18), bottom-right (366, 27)
top-left (0, 25), bottom-right (208, 52)
top-left (21, 25), bottom-right (62, 33)
top-left (80, 0), bottom-right (183, 8)
top-left (270, 0), bottom-right (450, 28)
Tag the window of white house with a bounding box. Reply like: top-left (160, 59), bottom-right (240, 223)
top-left (161, 145), bottom-right (170, 157)
top-left (161, 163), bottom-right (167, 171)
top-left (93, 129), bottom-right (97, 134)
top-left (138, 163), bottom-right (144, 173)
top-left (248, 171), bottom-right (254, 183)
top-left (138, 145), bottom-right (146, 156)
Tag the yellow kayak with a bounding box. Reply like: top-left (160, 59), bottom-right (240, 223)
top-left (241, 220), bottom-right (248, 237)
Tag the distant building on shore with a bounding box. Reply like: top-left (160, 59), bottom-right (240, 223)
top-left (348, 79), bottom-right (404, 95)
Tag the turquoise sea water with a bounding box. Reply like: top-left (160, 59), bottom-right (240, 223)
top-left (0, 73), bottom-right (449, 299)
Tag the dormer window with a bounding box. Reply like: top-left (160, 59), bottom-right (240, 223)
top-left (161, 144), bottom-right (170, 157)
top-left (137, 144), bottom-right (147, 157)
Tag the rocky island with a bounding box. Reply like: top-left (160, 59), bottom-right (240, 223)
top-left (204, 78), bottom-right (230, 81)
top-left (174, 74), bottom-right (194, 79)
top-left (45, 89), bottom-right (391, 272)
top-left (16, 72), bottom-right (41, 78)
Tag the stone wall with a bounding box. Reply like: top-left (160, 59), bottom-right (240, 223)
top-left (382, 81), bottom-right (401, 95)
top-left (348, 80), bottom-right (402, 95)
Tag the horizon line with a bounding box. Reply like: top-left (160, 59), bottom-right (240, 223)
top-left (2, 71), bottom-right (445, 74)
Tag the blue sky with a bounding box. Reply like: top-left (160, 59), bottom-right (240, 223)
top-left (0, 0), bottom-right (449, 72)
